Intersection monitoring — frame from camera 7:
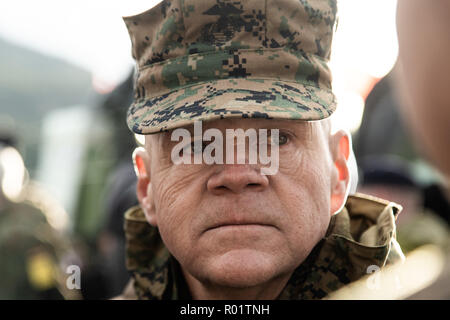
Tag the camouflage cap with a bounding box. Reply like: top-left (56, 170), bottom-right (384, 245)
top-left (124, 0), bottom-right (338, 134)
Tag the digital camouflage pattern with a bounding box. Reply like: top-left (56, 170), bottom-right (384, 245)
top-left (118, 193), bottom-right (405, 300)
top-left (123, 0), bottom-right (338, 134)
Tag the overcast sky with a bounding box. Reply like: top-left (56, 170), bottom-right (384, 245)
top-left (0, 0), bottom-right (160, 87)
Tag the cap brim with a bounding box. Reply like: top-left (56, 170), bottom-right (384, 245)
top-left (127, 78), bottom-right (336, 134)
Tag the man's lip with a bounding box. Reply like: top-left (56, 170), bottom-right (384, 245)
top-left (204, 222), bottom-right (275, 233)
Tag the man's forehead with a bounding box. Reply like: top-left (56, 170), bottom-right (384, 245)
top-left (164, 119), bottom-right (315, 135)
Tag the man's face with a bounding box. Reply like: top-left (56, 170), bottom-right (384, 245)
top-left (136, 119), bottom-right (348, 289)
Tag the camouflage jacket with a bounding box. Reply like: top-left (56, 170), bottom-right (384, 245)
top-left (119, 193), bottom-right (404, 300)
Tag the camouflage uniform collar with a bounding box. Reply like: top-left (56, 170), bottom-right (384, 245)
top-left (123, 206), bottom-right (188, 299)
top-left (278, 193), bottom-right (403, 299)
top-left (123, 193), bottom-right (404, 300)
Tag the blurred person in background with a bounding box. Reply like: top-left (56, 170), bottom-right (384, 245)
top-left (339, 0), bottom-right (450, 299)
top-left (396, 0), bottom-right (450, 189)
top-left (94, 71), bottom-right (138, 298)
top-left (355, 70), bottom-right (450, 227)
top-left (355, 71), bottom-right (416, 162)
top-left (0, 122), bottom-right (80, 299)
top-left (327, 0), bottom-right (450, 299)
top-left (349, 45), bottom-right (450, 299)
top-left (54, 71), bottom-right (137, 300)
top-left (393, 0), bottom-right (450, 299)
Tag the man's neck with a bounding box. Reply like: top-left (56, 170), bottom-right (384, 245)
top-left (181, 268), bottom-right (292, 300)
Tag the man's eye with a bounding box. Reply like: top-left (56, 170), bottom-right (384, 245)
top-left (271, 133), bottom-right (289, 146)
top-left (278, 134), bottom-right (289, 146)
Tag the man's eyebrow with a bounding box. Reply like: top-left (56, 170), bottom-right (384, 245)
top-left (276, 121), bottom-right (313, 135)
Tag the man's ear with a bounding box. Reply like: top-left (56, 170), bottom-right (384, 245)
top-left (133, 147), bottom-right (157, 226)
top-left (329, 130), bottom-right (351, 215)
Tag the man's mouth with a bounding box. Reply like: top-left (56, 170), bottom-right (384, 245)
top-left (204, 222), bottom-right (276, 233)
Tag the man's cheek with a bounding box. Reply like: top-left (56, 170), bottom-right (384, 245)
top-left (158, 213), bottom-right (195, 261)
top-left (154, 182), bottom-right (200, 225)
top-left (277, 148), bottom-right (307, 175)
top-left (154, 170), bottom-right (194, 208)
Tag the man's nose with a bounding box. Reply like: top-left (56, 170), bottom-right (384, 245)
top-left (207, 164), bottom-right (269, 195)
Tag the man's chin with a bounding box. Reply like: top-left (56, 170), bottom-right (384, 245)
top-left (194, 249), bottom-right (286, 288)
